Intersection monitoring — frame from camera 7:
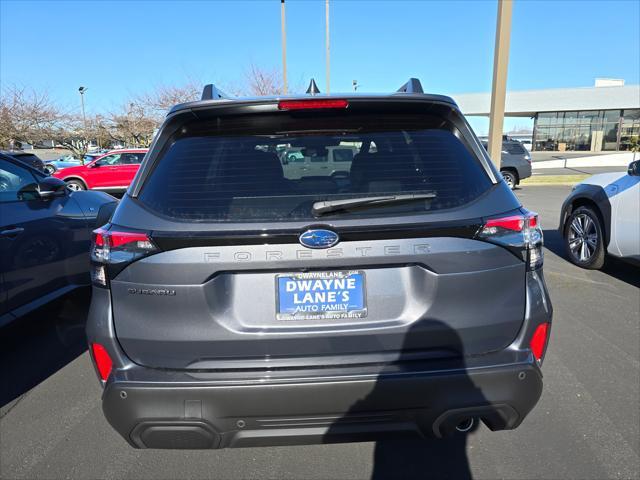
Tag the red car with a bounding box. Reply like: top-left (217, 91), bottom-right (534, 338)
top-left (53, 149), bottom-right (148, 192)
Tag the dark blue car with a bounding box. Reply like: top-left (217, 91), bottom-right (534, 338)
top-left (0, 152), bottom-right (117, 326)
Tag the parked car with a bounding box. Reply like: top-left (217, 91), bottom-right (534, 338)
top-left (281, 145), bottom-right (359, 180)
top-left (52, 149), bottom-right (148, 192)
top-left (43, 153), bottom-right (103, 175)
top-left (43, 155), bottom-right (81, 174)
top-left (87, 79), bottom-right (552, 449)
top-left (0, 150), bottom-right (45, 172)
top-left (0, 152), bottom-right (118, 326)
top-left (520, 139), bottom-right (533, 151)
top-left (480, 139), bottom-right (532, 189)
top-left (560, 160), bottom-right (640, 269)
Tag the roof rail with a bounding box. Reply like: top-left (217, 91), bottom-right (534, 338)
top-left (201, 84), bottom-right (229, 101)
top-left (396, 78), bottom-right (424, 94)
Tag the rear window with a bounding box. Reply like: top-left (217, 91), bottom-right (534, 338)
top-left (504, 142), bottom-right (527, 155)
top-left (14, 154), bottom-right (42, 166)
top-left (139, 113), bottom-right (492, 222)
top-left (333, 148), bottom-right (355, 162)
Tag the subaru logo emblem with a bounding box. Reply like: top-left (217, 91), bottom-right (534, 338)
top-left (299, 229), bottom-right (339, 249)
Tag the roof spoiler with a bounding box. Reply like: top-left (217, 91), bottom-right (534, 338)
top-left (201, 84), bottom-right (229, 101)
top-left (396, 78), bottom-right (424, 94)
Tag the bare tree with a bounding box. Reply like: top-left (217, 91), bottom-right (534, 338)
top-left (108, 102), bottom-right (157, 148)
top-left (0, 85), bottom-right (60, 149)
top-left (135, 80), bottom-right (202, 121)
top-left (243, 64), bottom-right (285, 96)
top-left (92, 114), bottom-right (112, 149)
top-left (51, 113), bottom-right (103, 162)
top-left (0, 100), bottom-right (14, 148)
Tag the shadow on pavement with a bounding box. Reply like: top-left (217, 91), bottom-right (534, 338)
top-left (0, 287), bottom-right (91, 409)
top-left (324, 320), bottom-right (482, 480)
top-left (364, 434), bottom-right (473, 479)
top-left (543, 228), bottom-right (640, 288)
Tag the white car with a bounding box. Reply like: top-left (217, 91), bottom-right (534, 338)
top-left (560, 160), bottom-right (640, 269)
top-left (281, 145), bottom-right (358, 180)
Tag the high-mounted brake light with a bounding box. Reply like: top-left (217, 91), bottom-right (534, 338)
top-left (91, 343), bottom-right (113, 382)
top-left (530, 322), bottom-right (551, 362)
top-left (278, 99), bottom-right (349, 111)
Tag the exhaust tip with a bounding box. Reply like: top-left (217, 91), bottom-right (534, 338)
top-left (455, 417), bottom-right (475, 433)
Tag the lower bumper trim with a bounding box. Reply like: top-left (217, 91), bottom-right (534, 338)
top-left (103, 362), bottom-right (542, 449)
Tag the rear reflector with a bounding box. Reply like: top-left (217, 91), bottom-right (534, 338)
top-left (91, 343), bottom-right (113, 381)
top-left (278, 99), bottom-right (349, 111)
top-left (530, 322), bottom-right (550, 362)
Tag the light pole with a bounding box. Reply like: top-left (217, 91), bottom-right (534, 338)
top-left (325, 0), bottom-right (330, 94)
top-left (280, 0), bottom-right (288, 94)
top-left (78, 86), bottom-right (87, 131)
top-left (78, 86), bottom-right (88, 149)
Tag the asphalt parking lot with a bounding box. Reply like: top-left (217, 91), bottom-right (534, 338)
top-left (1, 184), bottom-right (638, 480)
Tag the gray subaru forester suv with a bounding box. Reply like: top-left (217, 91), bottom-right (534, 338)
top-left (87, 79), bottom-right (552, 449)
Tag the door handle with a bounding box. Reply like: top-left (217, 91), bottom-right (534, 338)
top-left (0, 227), bottom-right (25, 238)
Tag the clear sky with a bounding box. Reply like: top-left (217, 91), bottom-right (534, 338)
top-left (1, 0), bottom-right (639, 134)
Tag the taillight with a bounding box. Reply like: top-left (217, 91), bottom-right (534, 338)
top-left (530, 322), bottom-right (551, 363)
top-left (91, 343), bottom-right (113, 381)
top-left (278, 99), bottom-right (349, 110)
top-left (481, 215), bottom-right (526, 233)
top-left (477, 210), bottom-right (543, 270)
top-left (91, 225), bottom-right (158, 287)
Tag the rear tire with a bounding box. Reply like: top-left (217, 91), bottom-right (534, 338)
top-left (500, 170), bottom-right (517, 190)
top-left (65, 179), bottom-right (86, 191)
top-left (563, 206), bottom-right (606, 269)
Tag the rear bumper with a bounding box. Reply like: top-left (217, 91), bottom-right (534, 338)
top-left (517, 162), bottom-right (532, 181)
top-left (89, 269), bottom-right (552, 449)
top-left (102, 359), bottom-right (542, 449)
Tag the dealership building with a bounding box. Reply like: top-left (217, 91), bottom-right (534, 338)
top-left (453, 79), bottom-right (640, 152)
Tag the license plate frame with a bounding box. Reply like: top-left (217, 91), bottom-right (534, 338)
top-left (276, 270), bottom-right (367, 321)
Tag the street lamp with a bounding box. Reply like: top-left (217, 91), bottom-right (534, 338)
top-left (78, 86), bottom-right (87, 131)
top-left (78, 86), bottom-right (90, 150)
top-left (325, 0), bottom-right (330, 94)
top-left (280, 1), bottom-right (288, 94)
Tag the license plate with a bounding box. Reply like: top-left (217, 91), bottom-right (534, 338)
top-left (276, 271), bottom-right (367, 320)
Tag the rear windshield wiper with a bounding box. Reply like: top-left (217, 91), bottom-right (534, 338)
top-left (312, 193), bottom-right (437, 216)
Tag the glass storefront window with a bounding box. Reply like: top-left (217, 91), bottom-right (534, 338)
top-left (563, 111), bottom-right (578, 125)
top-left (533, 110), bottom-right (627, 152)
top-left (575, 126), bottom-right (592, 151)
top-left (534, 127), bottom-right (558, 151)
top-left (622, 109), bottom-right (640, 120)
top-left (619, 109), bottom-right (640, 151)
top-left (537, 113), bottom-right (556, 126)
top-left (603, 109), bottom-right (622, 123)
top-left (578, 111), bottom-right (602, 126)
top-left (602, 122), bottom-right (619, 151)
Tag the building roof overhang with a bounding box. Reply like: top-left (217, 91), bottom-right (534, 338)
top-left (452, 84), bottom-right (640, 117)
